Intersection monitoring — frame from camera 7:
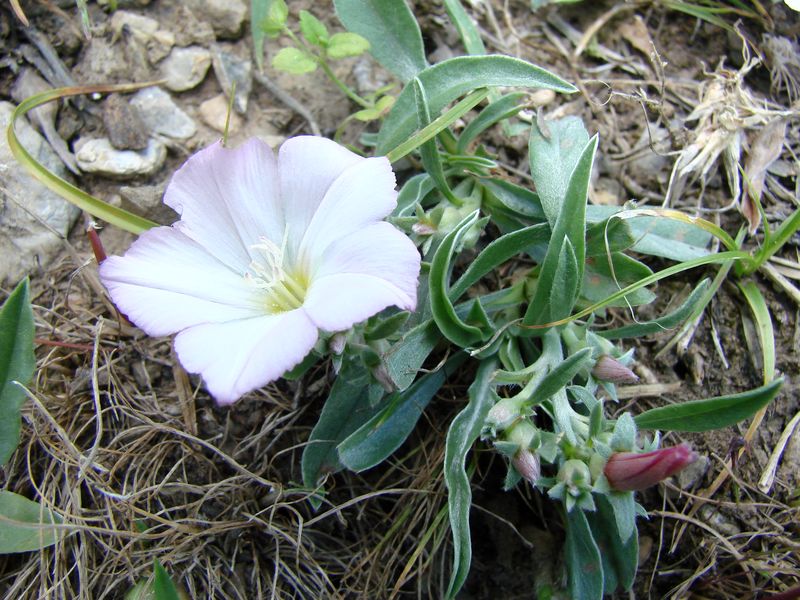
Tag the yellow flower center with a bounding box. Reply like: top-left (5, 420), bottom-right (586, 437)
top-left (246, 236), bottom-right (309, 313)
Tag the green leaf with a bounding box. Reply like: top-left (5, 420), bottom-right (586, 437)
top-left (383, 320), bottom-right (441, 391)
top-left (271, 47), bottom-right (317, 74)
top-left (153, 560), bottom-right (181, 600)
top-left (299, 10), bottom-right (329, 46)
top-left (456, 92), bottom-right (527, 154)
top-left (526, 348), bottom-right (593, 407)
top-left (338, 354), bottom-right (466, 472)
top-left (377, 55), bottom-right (576, 156)
top-left (259, 0), bottom-right (288, 37)
top-left (301, 358), bottom-right (383, 494)
top-left (442, 0), bottom-right (486, 55)
top-left (586, 495), bottom-right (638, 594)
top-left (524, 135), bottom-right (598, 326)
top-left (479, 177), bottom-right (545, 220)
top-left (364, 311), bottom-right (410, 342)
top-left (394, 173), bottom-right (435, 217)
top-left (529, 116), bottom-right (590, 227)
top-left (600, 279), bottom-right (712, 340)
top-left (564, 507), bottom-right (604, 600)
top-left (413, 78), bottom-right (459, 205)
top-left (353, 95), bottom-right (395, 122)
top-left (445, 359), bottom-right (497, 599)
top-left (451, 223), bottom-right (550, 300)
top-left (0, 279), bottom-right (35, 465)
top-left (585, 217), bottom-right (636, 257)
top-left (334, 0), bottom-right (427, 81)
top-left (326, 32), bottom-right (370, 59)
top-left (582, 253), bottom-right (655, 308)
top-left (0, 491), bottom-right (63, 553)
top-left (430, 211), bottom-right (486, 347)
top-left (634, 378), bottom-right (783, 432)
top-left (251, 0), bottom-right (269, 69)
top-left (738, 280), bottom-right (775, 383)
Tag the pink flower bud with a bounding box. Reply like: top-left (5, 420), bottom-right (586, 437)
top-left (512, 449), bottom-right (540, 485)
top-left (604, 443), bottom-right (698, 491)
top-left (592, 354), bottom-right (639, 384)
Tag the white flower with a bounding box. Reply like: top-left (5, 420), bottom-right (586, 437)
top-left (99, 136), bottom-right (420, 404)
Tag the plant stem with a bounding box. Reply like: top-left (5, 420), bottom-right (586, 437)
top-left (318, 59), bottom-right (371, 108)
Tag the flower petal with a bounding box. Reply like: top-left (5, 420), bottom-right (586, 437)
top-left (174, 310), bottom-right (318, 404)
top-left (99, 227), bottom-right (263, 336)
top-left (303, 223), bottom-right (419, 331)
top-left (297, 156), bottom-right (397, 265)
top-left (278, 136), bottom-right (363, 254)
top-left (164, 138), bottom-right (283, 270)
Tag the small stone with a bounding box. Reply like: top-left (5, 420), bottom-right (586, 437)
top-left (199, 94), bottom-right (242, 133)
top-left (172, 6), bottom-right (216, 47)
top-left (677, 454), bottom-right (709, 489)
top-left (529, 88), bottom-right (556, 106)
top-left (0, 102), bottom-right (80, 285)
top-left (75, 138), bottom-right (166, 178)
top-left (74, 38), bottom-right (131, 81)
top-left (188, 0), bottom-right (247, 39)
top-left (110, 10), bottom-right (159, 41)
top-left (211, 46), bottom-right (252, 114)
top-left (160, 46), bottom-right (212, 92)
top-left (103, 94), bottom-right (149, 150)
top-left (130, 87), bottom-right (197, 140)
top-left (118, 183), bottom-right (176, 223)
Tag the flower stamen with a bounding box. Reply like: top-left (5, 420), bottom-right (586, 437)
top-left (247, 236), bottom-right (308, 313)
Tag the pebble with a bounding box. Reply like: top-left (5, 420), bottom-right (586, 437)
top-left (198, 94), bottom-right (242, 133)
top-left (677, 454), bottom-right (709, 489)
top-left (75, 138), bottom-right (166, 178)
top-left (0, 101), bottom-right (80, 285)
top-left (211, 46), bottom-right (252, 114)
top-left (189, 0), bottom-right (247, 39)
top-left (130, 87), bottom-right (197, 140)
top-left (118, 183), bottom-right (176, 223)
top-left (160, 46), bottom-right (212, 92)
top-left (103, 94), bottom-right (149, 150)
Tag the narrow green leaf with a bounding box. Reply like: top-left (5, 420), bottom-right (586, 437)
top-left (443, 0), bottom-right (486, 55)
top-left (445, 359), bottom-right (497, 599)
top-left (585, 218), bottom-right (636, 257)
top-left (0, 278), bottom-right (35, 465)
top-left (338, 354), bottom-right (466, 472)
top-left (634, 378), bottom-right (783, 432)
top-left (299, 10), bottom-right (329, 46)
top-left (430, 211), bottom-right (485, 347)
top-left (383, 319), bottom-right (441, 391)
top-left (0, 491), bottom-right (63, 553)
top-left (301, 358), bottom-right (383, 490)
top-left (564, 507), bottom-right (604, 600)
top-left (377, 55), bottom-right (576, 156)
top-left (334, 0), bottom-right (427, 81)
top-left (271, 47), bottom-right (318, 74)
top-left (527, 348), bottom-right (593, 406)
top-left (251, 0), bottom-right (268, 69)
top-left (456, 92), bottom-right (527, 154)
top-left (153, 560), bottom-right (181, 600)
top-left (451, 223), bottom-right (550, 300)
top-left (738, 280), bottom-right (775, 383)
top-left (364, 311), bottom-right (410, 342)
top-left (413, 78), bottom-right (458, 205)
top-left (529, 116), bottom-right (590, 227)
top-left (524, 135), bottom-right (598, 326)
top-left (479, 177), bottom-right (545, 220)
top-left (326, 32), bottom-right (370, 59)
top-left (8, 85), bottom-right (159, 234)
top-left (599, 279), bottom-right (712, 340)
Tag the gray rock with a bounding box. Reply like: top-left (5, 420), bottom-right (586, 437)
top-left (118, 183), bottom-right (176, 223)
top-left (75, 138), bottom-right (166, 178)
top-left (103, 94), bottom-right (149, 150)
top-left (189, 0), bottom-right (247, 39)
top-left (130, 87), bottom-right (197, 140)
top-left (211, 46), bottom-right (252, 114)
top-left (160, 46), bottom-right (211, 92)
top-left (0, 101), bottom-right (80, 285)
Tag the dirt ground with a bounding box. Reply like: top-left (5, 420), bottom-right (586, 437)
top-left (0, 0), bottom-right (798, 598)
